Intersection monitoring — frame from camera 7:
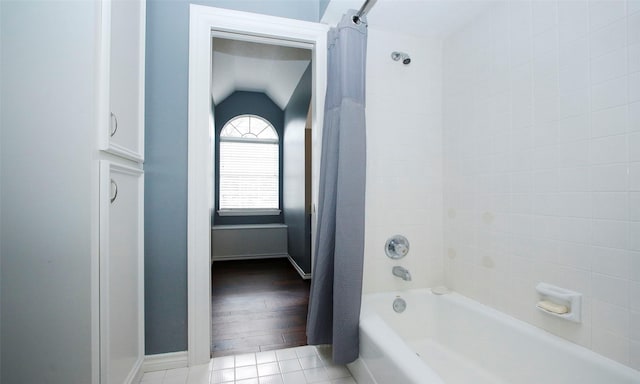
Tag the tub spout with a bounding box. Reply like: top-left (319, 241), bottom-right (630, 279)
top-left (392, 266), bottom-right (412, 281)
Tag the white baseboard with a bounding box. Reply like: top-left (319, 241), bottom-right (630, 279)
top-left (288, 256), bottom-right (311, 280)
top-left (211, 253), bottom-right (288, 262)
top-left (125, 357), bottom-right (144, 384)
top-left (143, 351), bottom-right (189, 372)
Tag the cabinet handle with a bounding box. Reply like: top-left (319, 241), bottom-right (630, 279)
top-left (110, 112), bottom-right (119, 137)
top-left (110, 179), bottom-right (118, 204)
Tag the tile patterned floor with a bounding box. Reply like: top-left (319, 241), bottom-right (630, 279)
top-left (140, 345), bottom-right (357, 384)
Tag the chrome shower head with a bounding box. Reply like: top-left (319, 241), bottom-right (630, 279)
top-left (391, 51), bottom-right (411, 65)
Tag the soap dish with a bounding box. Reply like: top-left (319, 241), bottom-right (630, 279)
top-left (535, 282), bottom-right (582, 323)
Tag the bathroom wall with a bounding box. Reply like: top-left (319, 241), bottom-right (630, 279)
top-left (442, 0), bottom-right (640, 369)
top-left (1, 1), bottom-right (97, 382)
top-left (362, 27), bottom-right (444, 293)
top-left (283, 64), bottom-right (313, 274)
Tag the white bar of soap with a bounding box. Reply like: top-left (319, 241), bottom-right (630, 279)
top-left (537, 300), bottom-right (569, 314)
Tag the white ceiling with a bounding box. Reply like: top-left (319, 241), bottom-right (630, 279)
top-left (322, 0), bottom-right (497, 38)
top-left (211, 38), bottom-right (311, 109)
top-left (211, 1), bottom-right (494, 109)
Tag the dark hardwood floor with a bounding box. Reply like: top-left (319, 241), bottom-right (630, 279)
top-left (211, 258), bottom-right (311, 357)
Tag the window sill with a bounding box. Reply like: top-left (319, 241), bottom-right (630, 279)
top-left (217, 209), bottom-right (281, 216)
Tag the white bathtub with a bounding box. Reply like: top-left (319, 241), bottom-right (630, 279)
top-left (351, 289), bottom-right (640, 384)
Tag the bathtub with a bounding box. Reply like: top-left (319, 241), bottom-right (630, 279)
top-left (351, 289), bottom-right (640, 384)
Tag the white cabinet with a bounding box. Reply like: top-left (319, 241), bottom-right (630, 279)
top-left (100, 161), bottom-right (144, 384)
top-left (99, 0), bottom-right (146, 162)
top-left (97, 1), bottom-right (146, 382)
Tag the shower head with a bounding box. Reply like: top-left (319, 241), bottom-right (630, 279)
top-left (391, 51), bottom-right (411, 65)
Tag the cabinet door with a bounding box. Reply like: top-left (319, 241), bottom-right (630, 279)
top-left (99, 0), bottom-right (145, 162)
top-left (99, 161), bottom-right (144, 384)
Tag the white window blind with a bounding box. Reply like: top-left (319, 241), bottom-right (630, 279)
top-left (219, 115), bottom-right (279, 211)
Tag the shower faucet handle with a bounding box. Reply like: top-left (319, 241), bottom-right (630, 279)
top-left (385, 235), bottom-right (410, 259)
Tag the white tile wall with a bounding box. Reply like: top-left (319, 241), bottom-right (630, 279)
top-left (363, 28), bottom-right (444, 293)
top-left (443, 0), bottom-right (640, 370)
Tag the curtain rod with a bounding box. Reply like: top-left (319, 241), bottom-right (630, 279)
top-left (352, 0), bottom-right (377, 25)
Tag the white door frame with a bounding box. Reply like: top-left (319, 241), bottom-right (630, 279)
top-left (187, 5), bottom-right (328, 365)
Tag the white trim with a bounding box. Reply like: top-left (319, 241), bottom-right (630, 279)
top-left (213, 253), bottom-right (289, 262)
top-left (105, 143), bottom-right (144, 163)
top-left (188, 5), bottom-right (327, 366)
top-left (217, 209), bottom-right (281, 216)
top-left (124, 358), bottom-right (144, 384)
top-left (212, 30), bottom-right (316, 50)
top-left (143, 352), bottom-right (189, 372)
top-left (288, 256), bottom-right (312, 280)
top-left (212, 223), bottom-right (287, 230)
top-left (220, 137), bottom-right (279, 144)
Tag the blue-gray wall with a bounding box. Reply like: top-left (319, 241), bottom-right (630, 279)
top-left (213, 91), bottom-right (284, 225)
top-left (144, 0), bottom-right (321, 355)
top-left (319, 0), bottom-right (330, 19)
top-left (283, 65), bottom-right (312, 274)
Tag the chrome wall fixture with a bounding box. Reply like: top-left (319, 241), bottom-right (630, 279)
top-left (385, 235), bottom-right (410, 259)
top-left (391, 51), bottom-right (411, 65)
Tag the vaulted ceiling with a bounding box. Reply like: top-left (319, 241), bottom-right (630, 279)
top-left (211, 38), bottom-right (311, 110)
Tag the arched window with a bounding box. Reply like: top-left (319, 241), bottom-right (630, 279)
top-left (218, 115), bottom-right (279, 212)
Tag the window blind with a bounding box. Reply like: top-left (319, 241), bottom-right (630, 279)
top-left (219, 141), bottom-right (279, 209)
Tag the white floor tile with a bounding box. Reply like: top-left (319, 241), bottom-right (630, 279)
top-left (281, 371), bottom-right (307, 384)
top-left (294, 346), bottom-right (317, 358)
top-left (153, 346), bottom-right (353, 384)
top-left (331, 378), bottom-right (356, 384)
top-left (259, 374), bottom-right (285, 384)
top-left (257, 362), bottom-right (280, 377)
top-left (303, 367), bottom-right (329, 383)
top-left (186, 376), bottom-right (209, 384)
top-left (278, 359), bottom-right (302, 373)
top-left (186, 369), bottom-right (210, 384)
top-left (299, 356), bottom-right (323, 370)
top-left (324, 366), bottom-right (350, 380)
top-left (256, 351), bottom-right (278, 364)
top-left (186, 365), bottom-right (209, 382)
top-left (163, 376), bottom-right (187, 384)
top-left (212, 356), bottom-right (235, 370)
top-left (140, 378), bottom-right (163, 383)
top-left (276, 348), bottom-right (299, 361)
top-left (236, 365), bottom-right (258, 380)
top-left (211, 368), bottom-right (234, 383)
top-left (139, 378), bottom-right (163, 384)
top-left (236, 378), bottom-right (260, 384)
top-left (141, 370), bottom-right (166, 382)
top-left (236, 353), bottom-right (257, 367)
top-left (165, 367), bottom-right (189, 380)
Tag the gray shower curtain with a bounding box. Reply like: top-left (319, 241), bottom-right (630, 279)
top-left (306, 11), bottom-right (367, 365)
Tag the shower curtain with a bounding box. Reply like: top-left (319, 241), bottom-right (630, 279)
top-left (306, 10), bottom-right (367, 364)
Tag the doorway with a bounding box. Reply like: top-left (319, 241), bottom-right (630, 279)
top-left (187, 5), bottom-right (328, 365)
top-left (209, 36), bottom-right (313, 356)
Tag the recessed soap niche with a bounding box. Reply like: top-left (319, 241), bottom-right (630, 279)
top-left (535, 282), bottom-right (582, 323)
